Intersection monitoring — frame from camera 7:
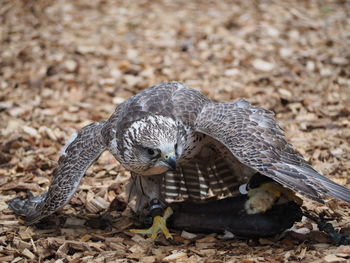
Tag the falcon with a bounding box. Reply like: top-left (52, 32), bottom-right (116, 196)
top-left (8, 82), bottom-right (350, 242)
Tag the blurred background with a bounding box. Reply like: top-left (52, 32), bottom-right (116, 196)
top-left (1, 0), bottom-right (350, 261)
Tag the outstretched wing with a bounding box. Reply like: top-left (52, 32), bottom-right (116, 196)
top-left (195, 99), bottom-right (350, 203)
top-left (8, 121), bottom-right (107, 224)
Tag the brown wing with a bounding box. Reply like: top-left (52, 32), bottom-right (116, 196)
top-left (8, 121), bottom-right (107, 224)
top-left (195, 99), bottom-right (350, 203)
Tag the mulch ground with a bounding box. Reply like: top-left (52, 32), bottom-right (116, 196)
top-left (1, 0), bottom-right (350, 262)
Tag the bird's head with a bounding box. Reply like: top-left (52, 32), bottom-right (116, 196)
top-left (116, 115), bottom-right (185, 175)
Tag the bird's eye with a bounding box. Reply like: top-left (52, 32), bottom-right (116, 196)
top-left (147, 149), bottom-right (155, 155)
top-left (147, 148), bottom-right (159, 158)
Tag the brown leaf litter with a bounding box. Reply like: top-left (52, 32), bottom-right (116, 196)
top-left (1, 0), bottom-right (350, 262)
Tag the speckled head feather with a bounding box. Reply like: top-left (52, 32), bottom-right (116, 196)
top-left (112, 115), bottom-right (180, 175)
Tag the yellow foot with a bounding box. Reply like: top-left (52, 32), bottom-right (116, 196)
top-left (245, 182), bottom-right (303, 214)
top-left (130, 207), bottom-right (174, 242)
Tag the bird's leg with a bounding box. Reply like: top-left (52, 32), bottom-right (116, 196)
top-left (130, 199), bottom-right (174, 243)
top-left (245, 181), bottom-right (303, 214)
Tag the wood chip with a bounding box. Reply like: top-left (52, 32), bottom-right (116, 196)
top-left (86, 196), bottom-right (110, 213)
top-left (163, 251), bottom-right (187, 262)
top-left (252, 59), bottom-right (275, 72)
top-left (18, 228), bottom-right (33, 241)
top-left (181, 230), bottom-right (197, 240)
top-left (21, 248), bottom-right (36, 259)
top-left (336, 246), bottom-right (350, 255)
top-left (324, 254), bottom-right (346, 263)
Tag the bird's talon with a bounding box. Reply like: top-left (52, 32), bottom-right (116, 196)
top-left (130, 207), bottom-right (173, 242)
top-left (167, 237), bottom-right (177, 245)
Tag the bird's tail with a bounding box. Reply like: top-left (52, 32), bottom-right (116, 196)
top-left (298, 166), bottom-right (350, 204)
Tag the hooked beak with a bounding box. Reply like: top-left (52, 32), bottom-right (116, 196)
top-left (160, 152), bottom-right (177, 170)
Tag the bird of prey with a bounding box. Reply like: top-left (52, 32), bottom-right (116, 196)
top-left (8, 81), bottom-right (350, 242)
